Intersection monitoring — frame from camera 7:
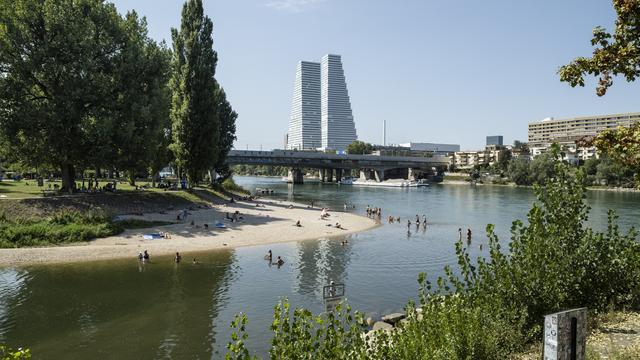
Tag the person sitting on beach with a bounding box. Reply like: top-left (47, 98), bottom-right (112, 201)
top-left (276, 256), bottom-right (285, 267)
top-left (266, 250), bottom-right (273, 262)
top-left (175, 252), bottom-right (182, 263)
top-left (296, 220), bottom-right (302, 227)
top-left (143, 250), bottom-right (150, 262)
top-left (138, 252), bottom-right (143, 261)
top-left (335, 222), bottom-right (342, 229)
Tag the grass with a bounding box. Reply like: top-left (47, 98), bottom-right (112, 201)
top-left (0, 209), bottom-right (122, 248)
top-left (0, 178), bottom-right (240, 248)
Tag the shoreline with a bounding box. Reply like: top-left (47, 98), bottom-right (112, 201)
top-left (0, 199), bottom-right (378, 267)
top-left (440, 179), bottom-right (640, 193)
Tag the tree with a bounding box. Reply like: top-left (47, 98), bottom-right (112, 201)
top-left (559, 1), bottom-right (640, 96)
top-left (169, 0), bottom-right (219, 186)
top-left (0, 0), bottom-right (125, 192)
top-left (592, 122), bottom-right (640, 186)
top-left (528, 150), bottom-right (558, 185)
top-left (346, 141), bottom-right (373, 155)
top-left (212, 82), bottom-right (237, 181)
top-left (111, 11), bottom-right (171, 185)
top-left (508, 157), bottom-right (531, 185)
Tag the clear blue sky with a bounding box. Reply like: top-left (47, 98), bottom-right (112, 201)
top-left (110, 0), bottom-right (638, 150)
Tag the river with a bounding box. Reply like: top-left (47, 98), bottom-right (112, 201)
top-left (0, 176), bottom-right (638, 359)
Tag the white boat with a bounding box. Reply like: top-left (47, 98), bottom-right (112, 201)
top-left (338, 177), bottom-right (354, 185)
top-left (351, 179), bottom-right (427, 188)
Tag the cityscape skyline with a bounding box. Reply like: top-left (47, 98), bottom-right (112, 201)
top-left (110, 0), bottom-right (640, 150)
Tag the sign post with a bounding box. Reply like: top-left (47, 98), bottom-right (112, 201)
top-left (323, 282), bottom-right (345, 312)
top-left (543, 308), bottom-right (587, 360)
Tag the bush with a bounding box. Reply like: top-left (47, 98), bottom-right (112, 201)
top-left (221, 178), bottom-right (249, 194)
top-left (0, 209), bottom-right (122, 248)
top-left (226, 159), bottom-right (640, 359)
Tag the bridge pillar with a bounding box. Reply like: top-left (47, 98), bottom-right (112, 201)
top-left (287, 168), bottom-right (304, 184)
top-left (359, 170), bottom-right (370, 181)
top-left (327, 169), bottom-right (334, 182)
top-left (335, 169), bottom-right (342, 182)
top-left (320, 169), bottom-right (326, 182)
top-left (408, 168), bottom-right (416, 181)
top-left (374, 170), bottom-right (385, 182)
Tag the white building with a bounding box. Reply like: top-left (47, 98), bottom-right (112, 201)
top-left (528, 112), bottom-right (640, 161)
top-left (287, 61), bottom-right (321, 150)
top-left (320, 54), bottom-right (357, 151)
top-left (399, 142), bottom-right (460, 154)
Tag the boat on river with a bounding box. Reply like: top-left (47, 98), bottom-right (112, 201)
top-left (344, 178), bottom-right (429, 188)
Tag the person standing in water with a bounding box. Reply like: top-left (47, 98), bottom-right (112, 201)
top-left (458, 228), bottom-right (462, 241)
top-left (175, 252), bottom-right (182, 263)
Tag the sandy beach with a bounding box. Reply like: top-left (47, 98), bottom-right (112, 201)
top-left (0, 199), bottom-right (378, 267)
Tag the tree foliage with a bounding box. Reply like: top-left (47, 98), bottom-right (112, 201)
top-left (559, 0), bottom-right (640, 96)
top-left (213, 82), bottom-right (237, 181)
top-left (593, 122), bottom-right (640, 186)
top-left (346, 141), bottom-right (373, 155)
top-left (0, 0), bottom-right (179, 190)
top-left (169, 0), bottom-right (219, 186)
top-left (0, 0), bottom-right (125, 191)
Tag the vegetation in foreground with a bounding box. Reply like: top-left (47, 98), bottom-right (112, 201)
top-left (225, 160), bottom-right (640, 359)
top-left (0, 209), bottom-right (121, 248)
top-left (0, 344), bottom-right (30, 360)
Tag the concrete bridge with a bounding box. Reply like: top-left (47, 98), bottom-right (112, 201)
top-left (226, 150), bottom-right (450, 184)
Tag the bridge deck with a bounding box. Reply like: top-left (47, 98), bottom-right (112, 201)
top-left (227, 150), bottom-right (449, 170)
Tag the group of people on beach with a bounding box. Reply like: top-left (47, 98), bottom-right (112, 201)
top-left (265, 249), bottom-right (285, 268)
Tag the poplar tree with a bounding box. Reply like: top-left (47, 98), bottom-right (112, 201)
top-left (213, 82), bottom-right (237, 180)
top-left (169, 0), bottom-right (219, 186)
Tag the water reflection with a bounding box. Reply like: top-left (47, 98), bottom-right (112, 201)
top-left (294, 238), bottom-right (352, 299)
top-left (0, 251), bottom-right (234, 360)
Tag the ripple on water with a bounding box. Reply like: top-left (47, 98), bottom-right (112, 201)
top-left (0, 268), bottom-right (31, 340)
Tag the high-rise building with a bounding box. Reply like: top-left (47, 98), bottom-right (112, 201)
top-left (486, 135), bottom-right (503, 146)
top-left (287, 61), bottom-right (321, 150)
top-left (320, 54), bottom-right (357, 151)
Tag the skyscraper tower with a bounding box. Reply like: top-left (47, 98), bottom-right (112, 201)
top-left (320, 54), bottom-right (357, 151)
top-left (287, 61), bottom-right (321, 150)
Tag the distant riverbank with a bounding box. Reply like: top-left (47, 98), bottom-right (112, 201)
top-left (441, 179), bottom-right (640, 193)
top-left (0, 198), bottom-right (377, 267)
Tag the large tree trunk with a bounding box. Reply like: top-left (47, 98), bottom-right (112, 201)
top-left (127, 170), bottom-right (136, 186)
top-left (61, 163), bottom-right (76, 194)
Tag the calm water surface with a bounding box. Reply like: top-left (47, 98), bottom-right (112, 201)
top-left (1, 176), bottom-right (638, 359)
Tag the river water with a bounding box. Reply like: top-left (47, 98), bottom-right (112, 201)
top-left (0, 176), bottom-right (638, 359)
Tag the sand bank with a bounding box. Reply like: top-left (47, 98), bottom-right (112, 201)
top-left (0, 199), bottom-right (377, 267)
